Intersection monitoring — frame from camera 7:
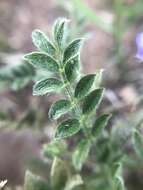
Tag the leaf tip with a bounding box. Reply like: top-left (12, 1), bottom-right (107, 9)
top-left (23, 54), bottom-right (30, 61)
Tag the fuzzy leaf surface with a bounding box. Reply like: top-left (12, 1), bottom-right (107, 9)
top-left (49, 99), bottom-right (71, 120)
top-left (133, 130), bottom-right (143, 159)
top-left (53, 18), bottom-right (69, 48)
top-left (24, 170), bottom-right (50, 190)
top-left (32, 30), bottom-right (56, 56)
top-left (55, 119), bottom-right (80, 140)
top-left (43, 141), bottom-right (67, 157)
top-left (64, 175), bottom-right (83, 190)
top-left (92, 114), bottom-right (111, 137)
top-left (74, 74), bottom-right (96, 99)
top-left (63, 39), bottom-right (82, 63)
top-left (114, 163), bottom-right (125, 190)
top-left (50, 157), bottom-right (69, 190)
top-left (12, 62), bottom-right (35, 77)
top-left (33, 78), bottom-right (63, 96)
top-left (94, 69), bottom-right (103, 88)
top-left (82, 88), bottom-right (104, 114)
top-left (72, 139), bottom-right (91, 171)
top-left (65, 55), bottom-right (80, 83)
top-left (24, 52), bottom-right (59, 72)
top-left (0, 62), bottom-right (35, 90)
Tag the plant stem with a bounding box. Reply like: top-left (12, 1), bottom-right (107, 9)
top-left (57, 47), bottom-right (90, 138)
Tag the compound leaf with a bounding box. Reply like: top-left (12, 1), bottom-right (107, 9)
top-left (0, 62), bottom-right (35, 91)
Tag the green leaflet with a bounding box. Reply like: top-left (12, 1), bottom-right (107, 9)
top-left (92, 114), bottom-right (111, 137)
top-left (32, 30), bottom-right (56, 56)
top-left (74, 74), bottom-right (96, 99)
top-left (11, 78), bottom-right (31, 91)
top-left (24, 52), bottom-right (59, 72)
top-left (12, 63), bottom-right (35, 77)
top-left (63, 39), bottom-right (83, 63)
top-left (0, 62), bottom-right (35, 91)
top-left (53, 18), bottom-right (69, 49)
top-left (82, 88), bottom-right (104, 114)
top-left (133, 130), bottom-right (143, 160)
top-left (50, 157), bottom-right (69, 190)
top-left (72, 139), bottom-right (91, 171)
top-left (94, 69), bottom-right (103, 88)
top-left (24, 170), bottom-right (50, 190)
top-left (55, 119), bottom-right (80, 140)
top-left (114, 163), bottom-right (125, 190)
top-left (33, 78), bottom-right (63, 96)
top-left (65, 55), bottom-right (80, 83)
top-left (64, 175), bottom-right (83, 190)
top-left (0, 67), bottom-right (13, 82)
top-left (11, 63), bottom-right (35, 90)
top-left (49, 99), bottom-right (71, 120)
top-left (116, 179), bottom-right (125, 190)
top-left (43, 141), bottom-right (67, 158)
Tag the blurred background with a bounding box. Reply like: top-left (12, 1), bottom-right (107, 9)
top-left (0, 0), bottom-right (143, 189)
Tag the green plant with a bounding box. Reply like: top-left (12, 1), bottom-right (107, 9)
top-left (0, 60), bottom-right (35, 91)
top-left (23, 18), bottom-right (127, 190)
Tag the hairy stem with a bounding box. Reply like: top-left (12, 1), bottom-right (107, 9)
top-left (57, 46), bottom-right (90, 138)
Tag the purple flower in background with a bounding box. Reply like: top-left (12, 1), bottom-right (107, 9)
top-left (136, 33), bottom-right (143, 61)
